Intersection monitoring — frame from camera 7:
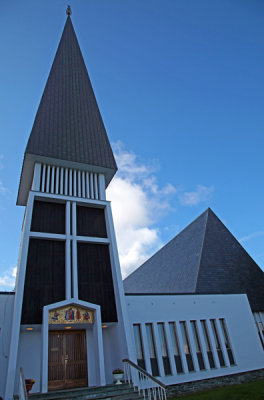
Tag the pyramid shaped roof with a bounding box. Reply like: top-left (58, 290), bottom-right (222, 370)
top-left (124, 209), bottom-right (264, 311)
top-left (18, 15), bottom-right (117, 205)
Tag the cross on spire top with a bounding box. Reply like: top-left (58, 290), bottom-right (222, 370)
top-left (66, 5), bottom-right (72, 16)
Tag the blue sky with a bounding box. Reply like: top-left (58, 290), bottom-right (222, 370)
top-left (0, 0), bottom-right (264, 288)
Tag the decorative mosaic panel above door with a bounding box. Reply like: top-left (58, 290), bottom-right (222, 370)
top-left (48, 305), bottom-right (94, 325)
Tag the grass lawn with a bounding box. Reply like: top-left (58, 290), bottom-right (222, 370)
top-left (171, 379), bottom-right (264, 399)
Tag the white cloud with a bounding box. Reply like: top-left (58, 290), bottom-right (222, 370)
top-left (240, 231), bottom-right (264, 243)
top-left (0, 265), bottom-right (17, 290)
top-left (0, 156), bottom-right (10, 196)
top-left (0, 181), bottom-right (8, 195)
top-left (107, 143), bottom-right (176, 278)
top-left (179, 185), bottom-right (214, 206)
top-left (106, 143), bottom-right (214, 278)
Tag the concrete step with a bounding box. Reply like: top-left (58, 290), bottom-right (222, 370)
top-left (26, 383), bottom-right (141, 400)
top-left (76, 392), bottom-right (143, 400)
top-left (42, 388), bottom-right (139, 400)
top-left (29, 383), bottom-right (128, 399)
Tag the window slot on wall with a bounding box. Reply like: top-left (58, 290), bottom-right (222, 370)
top-left (157, 323), bottom-right (171, 375)
top-left (219, 319), bottom-right (235, 365)
top-left (200, 320), bottom-right (215, 368)
top-left (168, 322), bottom-right (183, 373)
top-left (260, 322), bottom-right (264, 337)
top-left (179, 321), bottom-right (194, 372)
top-left (255, 322), bottom-right (264, 350)
top-left (190, 321), bottom-right (205, 370)
top-left (210, 319), bottom-right (225, 367)
top-left (145, 323), bottom-right (159, 376)
top-left (133, 324), bottom-right (146, 370)
top-left (260, 322), bottom-right (264, 349)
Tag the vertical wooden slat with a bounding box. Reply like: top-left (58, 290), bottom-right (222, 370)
top-left (69, 169), bottom-right (73, 196)
top-left (94, 174), bottom-right (99, 200)
top-left (64, 168), bottom-right (68, 196)
top-left (42, 164), bottom-right (47, 192)
top-left (51, 166), bottom-right (55, 193)
top-left (78, 171), bottom-right (81, 197)
top-left (82, 172), bottom-right (85, 198)
top-left (90, 173), bottom-right (94, 199)
top-left (73, 170), bottom-right (77, 197)
top-left (55, 167), bottom-right (60, 194)
top-left (60, 167), bottom-right (64, 195)
top-left (46, 165), bottom-right (50, 193)
top-left (86, 172), bottom-right (90, 198)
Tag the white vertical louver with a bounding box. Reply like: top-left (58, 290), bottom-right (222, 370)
top-left (37, 164), bottom-right (104, 200)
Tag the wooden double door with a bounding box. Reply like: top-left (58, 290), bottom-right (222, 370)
top-left (48, 330), bottom-right (88, 390)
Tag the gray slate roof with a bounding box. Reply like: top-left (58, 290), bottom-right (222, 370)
top-left (124, 208), bottom-right (264, 311)
top-left (25, 16), bottom-right (117, 176)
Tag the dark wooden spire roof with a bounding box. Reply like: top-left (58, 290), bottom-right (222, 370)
top-left (124, 208), bottom-right (264, 311)
top-left (17, 15), bottom-right (117, 205)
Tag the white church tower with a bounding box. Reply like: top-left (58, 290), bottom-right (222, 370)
top-left (4, 8), bottom-right (134, 399)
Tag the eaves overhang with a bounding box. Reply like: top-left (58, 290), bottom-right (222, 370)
top-left (17, 153), bottom-right (116, 206)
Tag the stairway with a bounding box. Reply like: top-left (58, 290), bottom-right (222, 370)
top-left (26, 383), bottom-right (143, 400)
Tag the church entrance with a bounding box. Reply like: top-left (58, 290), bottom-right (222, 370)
top-left (48, 330), bottom-right (88, 390)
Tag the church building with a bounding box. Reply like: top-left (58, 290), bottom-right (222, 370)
top-left (0, 9), bottom-right (263, 400)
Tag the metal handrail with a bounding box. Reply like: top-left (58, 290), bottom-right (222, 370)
top-left (123, 359), bottom-right (167, 389)
top-left (19, 367), bottom-right (28, 400)
top-left (122, 358), bottom-right (167, 400)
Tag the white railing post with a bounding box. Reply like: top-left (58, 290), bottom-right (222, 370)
top-left (19, 367), bottom-right (28, 400)
top-left (123, 359), bottom-right (167, 400)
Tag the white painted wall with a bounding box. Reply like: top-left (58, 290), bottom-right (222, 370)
top-left (16, 329), bottom-right (42, 394)
top-left (102, 325), bottom-right (120, 384)
top-left (103, 202), bottom-right (136, 375)
top-left (101, 322), bottom-right (136, 385)
top-left (86, 326), bottom-right (100, 386)
top-left (126, 293), bottom-right (264, 385)
top-left (0, 294), bottom-right (14, 399)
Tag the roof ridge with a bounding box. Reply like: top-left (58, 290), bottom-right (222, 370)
top-left (207, 209), bottom-right (264, 271)
top-left (124, 208), bottom-right (210, 281)
top-left (194, 209), bottom-right (209, 291)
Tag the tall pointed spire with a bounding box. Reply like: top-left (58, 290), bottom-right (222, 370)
top-left (18, 12), bottom-right (117, 205)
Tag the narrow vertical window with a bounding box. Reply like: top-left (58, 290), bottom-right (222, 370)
top-left (260, 322), bottom-right (264, 346)
top-left (168, 322), bottom-right (183, 373)
top-left (179, 321), bottom-right (194, 372)
top-left (190, 321), bottom-right (205, 370)
top-left (210, 319), bottom-right (225, 367)
top-left (133, 324), bottom-right (146, 370)
top-left (200, 320), bottom-right (215, 368)
top-left (219, 319), bottom-right (235, 365)
top-left (157, 323), bottom-right (171, 375)
top-left (260, 322), bottom-right (264, 337)
top-left (145, 323), bottom-right (159, 376)
top-left (255, 322), bottom-right (264, 350)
